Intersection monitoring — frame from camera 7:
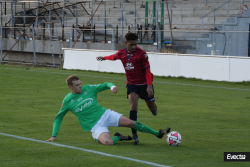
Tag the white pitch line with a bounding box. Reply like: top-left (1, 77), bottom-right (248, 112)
top-left (1, 67), bottom-right (250, 91)
top-left (0, 132), bottom-right (171, 167)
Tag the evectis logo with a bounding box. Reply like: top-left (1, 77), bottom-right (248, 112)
top-left (75, 98), bottom-right (93, 112)
top-left (224, 152), bottom-right (250, 161)
top-left (125, 63), bottom-right (134, 70)
top-left (227, 154), bottom-right (246, 160)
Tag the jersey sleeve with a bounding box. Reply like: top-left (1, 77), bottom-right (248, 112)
top-left (112, 51), bottom-right (120, 60)
top-left (104, 51), bottom-right (120, 60)
top-left (145, 67), bottom-right (152, 85)
top-left (51, 101), bottom-right (69, 137)
top-left (104, 55), bottom-right (114, 60)
top-left (141, 52), bottom-right (150, 69)
top-left (89, 82), bottom-right (116, 93)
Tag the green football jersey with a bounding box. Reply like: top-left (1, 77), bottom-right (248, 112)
top-left (51, 82), bottom-right (115, 137)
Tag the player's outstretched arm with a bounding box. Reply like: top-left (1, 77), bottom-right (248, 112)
top-left (97, 55), bottom-right (116, 61)
top-left (46, 137), bottom-right (56, 142)
top-left (96, 56), bottom-right (105, 61)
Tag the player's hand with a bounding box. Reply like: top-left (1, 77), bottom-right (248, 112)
top-left (45, 137), bottom-right (56, 142)
top-left (147, 85), bottom-right (153, 98)
top-left (111, 86), bottom-right (118, 94)
top-left (96, 56), bottom-right (105, 61)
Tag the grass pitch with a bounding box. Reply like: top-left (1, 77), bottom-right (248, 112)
top-left (0, 64), bottom-right (249, 167)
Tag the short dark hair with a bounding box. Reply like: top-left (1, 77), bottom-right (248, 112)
top-left (125, 33), bottom-right (138, 41)
top-left (66, 75), bottom-right (80, 86)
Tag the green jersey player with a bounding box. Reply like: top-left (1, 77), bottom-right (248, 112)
top-left (46, 75), bottom-right (170, 145)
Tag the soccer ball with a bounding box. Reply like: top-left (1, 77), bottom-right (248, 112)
top-left (166, 131), bottom-right (182, 146)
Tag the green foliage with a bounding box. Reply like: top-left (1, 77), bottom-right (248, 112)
top-left (0, 64), bottom-right (249, 167)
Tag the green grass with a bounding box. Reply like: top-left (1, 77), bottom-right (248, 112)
top-left (0, 64), bottom-right (250, 167)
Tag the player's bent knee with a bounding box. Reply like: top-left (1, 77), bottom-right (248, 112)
top-left (98, 132), bottom-right (113, 145)
top-left (101, 139), bottom-right (113, 145)
top-left (102, 142), bottom-right (113, 145)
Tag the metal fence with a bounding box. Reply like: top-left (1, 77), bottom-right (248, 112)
top-left (0, 0), bottom-right (250, 66)
top-left (1, 25), bottom-right (249, 66)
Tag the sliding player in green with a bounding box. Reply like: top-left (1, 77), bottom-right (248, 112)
top-left (46, 75), bottom-right (170, 145)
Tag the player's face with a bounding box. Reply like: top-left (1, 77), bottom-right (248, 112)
top-left (126, 40), bottom-right (137, 52)
top-left (70, 80), bottom-right (82, 94)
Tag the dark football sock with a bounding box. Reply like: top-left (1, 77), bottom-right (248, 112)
top-left (129, 110), bottom-right (138, 136)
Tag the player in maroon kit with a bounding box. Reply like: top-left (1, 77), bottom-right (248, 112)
top-left (96, 33), bottom-right (157, 145)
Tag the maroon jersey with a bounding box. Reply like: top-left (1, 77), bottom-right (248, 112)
top-left (112, 47), bottom-right (151, 85)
